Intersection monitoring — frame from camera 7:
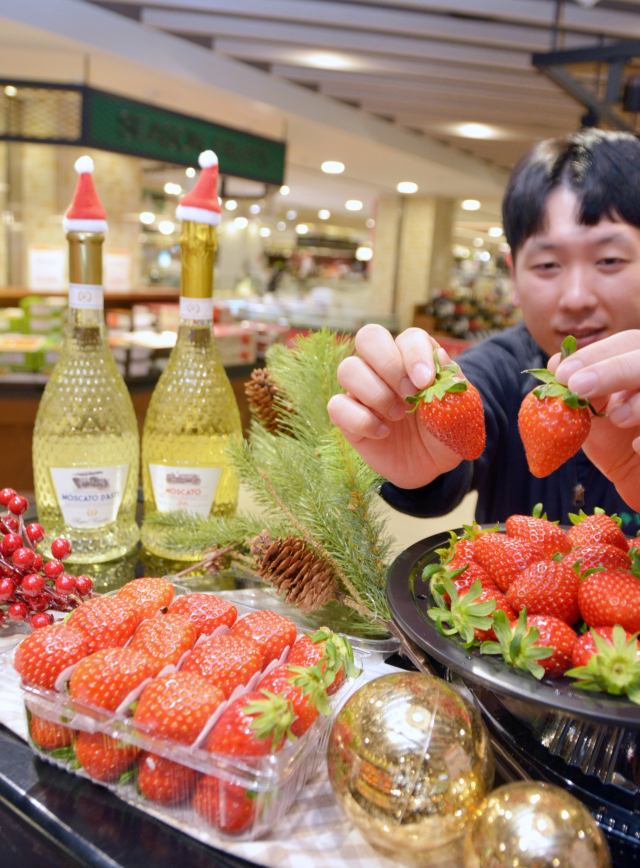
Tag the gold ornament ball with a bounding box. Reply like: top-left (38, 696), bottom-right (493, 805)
top-left (327, 672), bottom-right (494, 854)
top-left (464, 780), bottom-right (612, 868)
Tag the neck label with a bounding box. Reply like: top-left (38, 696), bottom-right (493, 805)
top-left (69, 284), bottom-right (103, 310)
top-left (180, 296), bottom-right (213, 321)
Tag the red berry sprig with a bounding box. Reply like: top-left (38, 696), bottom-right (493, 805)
top-left (0, 491), bottom-right (93, 630)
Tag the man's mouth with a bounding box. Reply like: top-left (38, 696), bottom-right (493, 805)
top-left (556, 327), bottom-right (607, 349)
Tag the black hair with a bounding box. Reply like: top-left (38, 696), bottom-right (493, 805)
top-left (502, 129), bottom-right (640, 261)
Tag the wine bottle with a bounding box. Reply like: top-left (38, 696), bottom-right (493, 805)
top-left (140, 150), bottom-right (242, 560)
top-left (32, 156), bottom-right (140, 562)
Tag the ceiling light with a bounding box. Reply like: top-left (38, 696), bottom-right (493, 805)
top-left (280, 185), bottom-right (290, 195)
top-left (307, 53), bottom-right (352, 70)
top-left (318, 209), bottom-right (330, 220)
top-left (356, 247), bottom-right (373, 261)
top-left (473, 237), bottom-right (484, 247)
top-left (480, 250), bottom-right (491, 261)
top-left (397, 182), bottom-right (418, 194)
top-left (139, 212), bottom-right (155, 225)
top-left (185, 167), bottom-right (196, 178)
top-left (250, 204), bottom-right (261, 214)
top-left (462, 199), bottom-right (481, 211)
top-left (259, 227), bottom-right (271, 237)
top-left (164, 182), bottom-right (181, 195)
top-left (158, 221), bottom-right (174, 235)
top-left (366, 218), bottom-right (375, 228)
top-left (225, 200), bottom-right (238, 211)
top-left (4, 85), bottom-right (17, 97)
top-left (296, 224), bottom-right (309, 234)
top-left (234, 216), bottom-right (248, 229)
top-left (488, 227), bottom-right (503, 237)
top-left (346, 200), bottom-right (363, 211)
top-left (455, 123), bottom-right (495, 139)
top-left (322, 161), bottom-right (345, 174)
top-left (286, 210), bottom-right (297, 220)
top-left (277, 221), bottom-right (286, 231)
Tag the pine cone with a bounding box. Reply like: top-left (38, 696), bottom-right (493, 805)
top-left (252, 532), bottom-right (336, 613)
top-left (245, 368), bottom-right (281, 433)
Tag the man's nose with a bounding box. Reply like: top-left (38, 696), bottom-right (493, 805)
top-left (558, 264), bottom-right (598, 311)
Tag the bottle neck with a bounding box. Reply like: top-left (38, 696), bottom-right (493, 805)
top-left (67, 231), bottom-right (105, 331)
top-left (180, 220), bottom-right (217, 326)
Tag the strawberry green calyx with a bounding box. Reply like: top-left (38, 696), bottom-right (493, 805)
top-left (405, 348), bottom-right (467, 409)
top-left (569, 507), bottom-right (623, 528)
top-left (286, 664), bottom-right (331, 716)
top-left (435, 530), bottom-right (462, 565)
top-left (531, 502), bottom-right (560, 524)
top-left (523, 336), bottom-right (604, 416)
top-left (427, 577), bottom-right (497, 646)
top-left (245, 691), bottom-right (297, 751)
top-left (307, 628), bottom-right (361, 683)
top-left (566, 625), bottom-right (640, 702)
top-left (480, 609), bottom-right (553, 680)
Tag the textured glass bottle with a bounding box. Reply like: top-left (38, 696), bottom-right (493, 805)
top-left (140, 220), bottom-right (242, 560)
top-left (32, 231), bottom-right (140, 562)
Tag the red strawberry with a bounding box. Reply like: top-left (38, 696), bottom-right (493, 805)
top-left (506, 561), bottom-right (580, 625)
top-left (66, 597), bottom-right (139, 654)
top-left (168, 593), bottom-right (237, 637)
top-left (128, 613), bottom-right (197, 670)
top-left (134, 671), bottom-right (224, 745)
top-left (518, 338), bottom-right (595, 478)
top-left (505, 504), bottom-right (570, 557)
top-left (29, 713), bottom-right (75, 751)
top-left (482, 609), bottom-right (576, 678)
top-left (193, 777), bottom-right (256, 834)
top-left (428, 577), bottom-right (500, 646)
top-left (207, 690), bottom-right (295, 757)
top-left (286, 629), bottom-right (360, 695)
top-left (571, 625), bottom-right (638, 668)
top-left (515, 614), bottom-right (577, 678)
top-left (229, 610), bottom-right (297, 666)
top-left (435, 530), bottom-right (478, 566)
top-left (14, 623), bottom-right (89, 689)
top-left (259, 664), bottom-right (329, 737)
top-left (75, 731), bottom-right (139, 782)
top-left (458, 585), bottom-right (515, 642)
top-left (567, 509), bottom-right (629, 552)
top-left (181, 634), bottom-right (264, 699)
top-left (137, 752), bottom-right (198, 805)
top-left (117, 577), bottom-right (175, 621)
top-left (406, 350), bottom-right (485, 460)
top-left (69, 647), bottom-right (157, 711)
top-left (563, 544), bottom-right (631, 576)
top-left (473, 533), bottom-right (547, 592)
top-left (578, 569), bottom-right (640, 633)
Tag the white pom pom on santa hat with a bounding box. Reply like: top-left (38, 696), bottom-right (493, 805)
top-left (198, 150), bottom-right (218, 169)
top-left (74, 155), bottom-right (95, 175)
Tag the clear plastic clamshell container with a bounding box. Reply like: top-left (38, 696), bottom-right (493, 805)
top-left (18, 600), bottom-right (364, 843)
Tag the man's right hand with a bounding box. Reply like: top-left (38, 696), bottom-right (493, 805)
top-left (327, 324), bottom-right (464, 489)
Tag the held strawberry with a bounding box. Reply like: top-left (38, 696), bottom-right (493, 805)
top-left (578, 569), bottom-right (640, 633)
top-left (473, 533), bottom-right (547, 592)
top-left (168, 593), bottom-right (237, 637)
top-left (566, 625), bottom-right (640, 704)
top-left (505, 503), bottom-right (571, 557)
top-left (229, 610), bottom-right (297, 666)
top-left (181, 634), bottom-right (264, 699)
top-left (518, 336), bottom-right (602, 478)
top-left (567, 508), bottom-right (629, 552)
top-left (405, 349), bottom-right (486, 460)
top-left (506, 560), bottom-right (580, 625)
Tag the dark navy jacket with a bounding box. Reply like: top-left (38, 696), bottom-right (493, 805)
top-left (380, 322), bottom-right (640, 534)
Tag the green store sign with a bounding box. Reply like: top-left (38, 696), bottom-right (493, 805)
top-left (0, 81), bottom-right (286, 185)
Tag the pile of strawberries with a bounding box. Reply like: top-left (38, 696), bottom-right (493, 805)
top-left (426, 506), bottom-right (640, 701)
top-left (14, 577), bottom-right (359, 834)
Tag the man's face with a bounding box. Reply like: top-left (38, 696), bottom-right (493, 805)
top-left (512, 186), bottom-right (640, 356)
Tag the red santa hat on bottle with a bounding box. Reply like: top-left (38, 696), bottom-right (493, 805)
top-left (63, 156), bottom-right (108, 233)
top-left (176, 150), bottom-right (221, 226)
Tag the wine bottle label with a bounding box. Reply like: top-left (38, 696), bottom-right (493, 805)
top-left (69, 283), bottom-right (104, 310)
top-left (179, 296), bottom-right (213, 320)
top-left (149, 464), bottom-right (221, 515)
top-left (50, 465), bottom-right (129, 528)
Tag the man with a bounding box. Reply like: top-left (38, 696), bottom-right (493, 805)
top-left (328, 130), bottom-right (640, 528)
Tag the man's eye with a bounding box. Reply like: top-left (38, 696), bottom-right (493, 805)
top-left (598, 257), bottom-right (623, 267)
top-left (534, 261), bottom-right (559, 271)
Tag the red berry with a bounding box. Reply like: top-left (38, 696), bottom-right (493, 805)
top-left (12, 547), bottom-right (35, 572)
top-left (2, 533), bottom-right (24, 555)
top-left (32, 553), bottom-right (44, 572)
top-left (21, 573), bottom-right (45, 597)
top-left (51, 538), bottom-right (72, 560)
top-left (55, 574), bottom-right (76, 595)
top-left (8, 601), bottom-right (28, 622)
top-left (0, 487), bottom-right (17, 506)
top-left (30, 612), bottom-right (54, 630)
top-left (75, 575), bottom-right (93, 596)
top-left (26, 523), bottom-right (45, 545)
top-left (30, 594), bottom-right (50, 612)
top-left (44, 560), bottom-right (64, 579)
top-left (0, 609), bottom-right (4, 626)
top-left (1, 516), bottom-right (19, 533)
top-left (0, 577), bottom-right (15, 601)
top-left (8, 495), bottom-right (28, 515)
